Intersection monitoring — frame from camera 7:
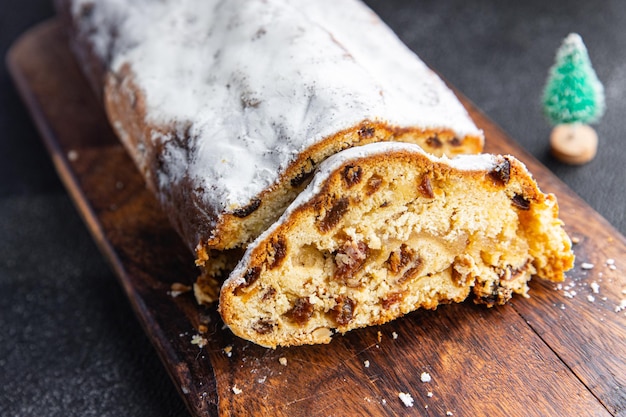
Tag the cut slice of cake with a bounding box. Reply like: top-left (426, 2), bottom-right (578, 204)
top-left (219, 142), bottom-right (574, 348)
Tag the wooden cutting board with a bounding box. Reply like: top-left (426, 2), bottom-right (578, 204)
top-left (8, 19), bottom-right (626, 417)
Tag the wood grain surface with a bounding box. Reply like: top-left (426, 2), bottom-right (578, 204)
top-left (8, 19), bottom-right (626, 417)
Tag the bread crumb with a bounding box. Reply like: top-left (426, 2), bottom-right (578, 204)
top-left (279, 357), bottom-right (288, 366)
top-left (364, 360), bottom-right (370, 368)
top-left (581, 262), bottom-right (594, 270)
top-left (398, 392), bottom-right (414, 407)
top-left (67, 150), bottom-right (79, 161)
top-left (392, 331), bottom-right (398, 340)
top-left (232, 385), bottom-right (242, 395)
top-left (420, 372), bottom-right (432, 383)
top-left (571, 236), bottom-right (580, 244)
top-left (606, 259), bottom-right (615, 265)
top-left (427, 391), bottom-right (433, 398)
top-left (191, 334), bottom-right (207, 348)
top-left (590, 282), bottom-right (600, 294)
top-left (587, 295), bottom-right (595, 302)
top-left (223, 345), bottom-right (233, 357)
top-left (169, 282), bottom-right (192, 298)
top-left (377, 331), bottom-right (382, 342)
top-left (257, 376), bottom-right (267, 384)
top-left (615, 300), bottom-right (626, 313)
top-left (447, 412), bottom-right (454, 416)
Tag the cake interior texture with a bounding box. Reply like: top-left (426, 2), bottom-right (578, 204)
top-left (219, 144), bottom-right (574, 348)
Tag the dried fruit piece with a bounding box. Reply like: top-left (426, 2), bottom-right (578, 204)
top-left (318, 197), bottom-right (350, 233)
top-left (332, 296), bottom-right (356, 326)
top-left (334, 241), bottom-right (369, 285)
top-left (287, 297), bottom-right (314, 325)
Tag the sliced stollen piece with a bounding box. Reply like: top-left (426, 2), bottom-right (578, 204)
top-left (219, 142), bottom-right (574, 348)
top-left (59, 0), bottom-right (483, 255)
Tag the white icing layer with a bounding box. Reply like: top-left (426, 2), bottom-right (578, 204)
top-left (71, 0), bottom-right (481, 221)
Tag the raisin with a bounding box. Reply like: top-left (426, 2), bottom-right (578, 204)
top-left (426, 135), bottom-right (443, 148)
top-left (332, 296), bottom-right (356, 326)
top-left (358, 126), bottom-right (375, 139)
top-left (488, 158), bottom-right (511, 186)
top-left (449, 137), bottom-right (462, 147)
top-left (342, 164), bottom-right (363, 187)
top-left (318, 197), bottom-right (350, 233)
top-left (235, 266), bottom-right (262, 295)
top-left (334, 241), bottom-right (369, 284)
top-left (382, 292), bottom-right (404, 310)
top-left (386, 244), bottom-right (414, 274)
top-left (267, 236), bottom-right (287, 269)
top-left (418, 175), bottom-right (435, 199)
top-left (511, 194), bottom-right (530, 210)
top-left (232, 198), bottom-right (261, 218)
top-left (262, 287), bottom-right (276, 301)
top-left (398, 261), bottom-right (423, 284)
top-left (365, 175), bottom-right (383, 195)
top-left (253, 319), bottom-right (275, 334)
top-left (287, 298), bottom-right (314, 325)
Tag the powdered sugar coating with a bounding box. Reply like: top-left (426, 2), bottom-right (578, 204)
top-left (71, 0), bottom-right (481, 217)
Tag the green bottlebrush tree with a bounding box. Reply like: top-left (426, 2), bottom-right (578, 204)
top-left (542, 33), bottom-right (605, 126)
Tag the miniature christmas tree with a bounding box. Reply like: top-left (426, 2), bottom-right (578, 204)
top-left (542, 33), bottom-right (605, 164)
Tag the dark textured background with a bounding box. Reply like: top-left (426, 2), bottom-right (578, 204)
top-left (1, 1), bottom-right (624, 416)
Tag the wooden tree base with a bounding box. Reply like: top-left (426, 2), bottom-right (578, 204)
top-left (550, 123), bottom-right (598, 164)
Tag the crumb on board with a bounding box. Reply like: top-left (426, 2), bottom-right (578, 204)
top-left (581, 262), bottom-right (594, 270)
top-left (392, 331), bottom-right (398, 340)
top-left (590, 282), bottom-right (600, 294)
top-left (587, 295), bottom-right (595, 303)
top-left (427, 391), bottom-right (433, 398)
top-left (364, 360), bottom-right (370, 368)
top-left (279, 357), bottom-right (288, 366)
top-left (615, 300), bottom-right (626, 313)
top-left (191, 334), bottom-right (207, 348)
top-left (67, 149), bottom-right (79, 161)
top-left (447, 412), bottom-right (454, 416)
top-left (420, 372), bottom-right (432, 383)
top-left (169, 282), bottom-right (192, 298)
top-left (223, 345), bottom-right (233, 357)
top-left (571, 236), bottom-right (580, 244)
top-left (398, 392), bottom-right (414, 407)
top-left (377, 331), bottom-right (382, 342)
top-left (232, 385), bottom-right (242, 395)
